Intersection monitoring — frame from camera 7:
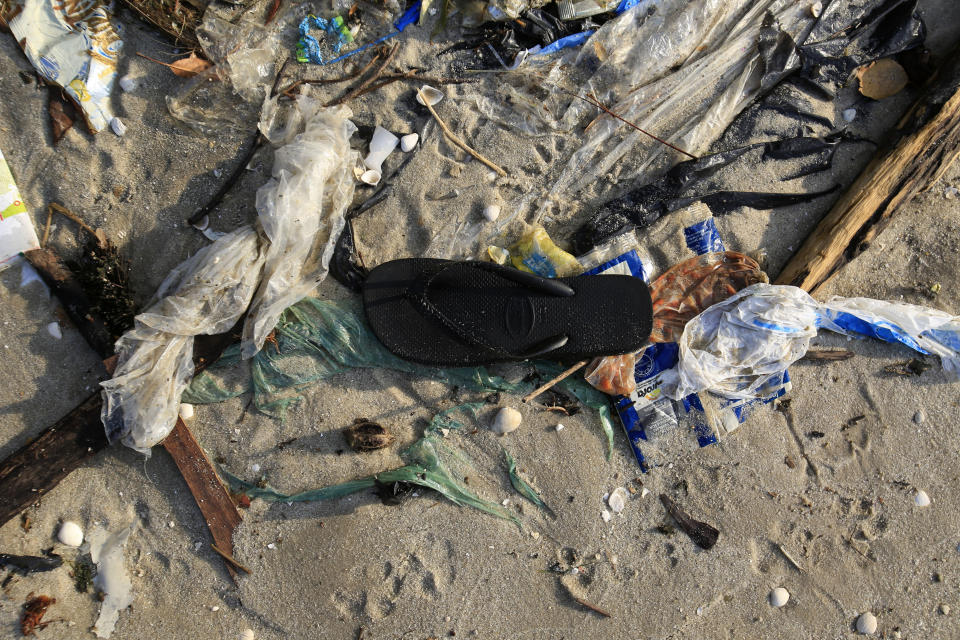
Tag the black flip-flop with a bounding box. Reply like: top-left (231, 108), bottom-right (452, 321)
top-left (362, 258), bottom-right (652, 366)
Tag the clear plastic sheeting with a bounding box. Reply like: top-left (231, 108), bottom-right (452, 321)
top-left (101, 228), bottom-right (266, 453)
top-left (240, 97), bottom-right (358, 358)
top-left (663, 284), bottom-right (960, 401)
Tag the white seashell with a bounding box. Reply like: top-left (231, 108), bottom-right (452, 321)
top-left (601, 509), bottom-right (612, 522)
top-left (915, 490), bottom-right (931, 507)
top-left (400, 133), bottom-right (419, 152)
top-left (47, 322), bottom-right (62, 339)
top-left (769, 587), bottom-right (789, 607)
top-left (491, 407), bottom-right (521, 435)
top-left (416, 85), bottom-right (444, 106)
top-left (913, 409), bottom-right (926, 424)
top-left (364, 126), bottom-right (399, 172)
top-left (640, 487), bottom-right (651, 498)
top-left (482, 204), bottom-right (501, 222)
top-left (240, 630), bottom-right (255, 640)
top-left (179, 403), bottom-right (194, 420)
top-left (555, 423), bottom-right (564, 431)
top-left (110, 117), bottom-right (126, 137)
top-left (810, 1), bottom-right (822, 17)
top-left (607, 487), bottom-right (628, 514)
top-left (843, 108), bottom-right (857, 123)
top-left (58, 521), bottom-right (84, 547)
top-left (191, 214), bottom-right (210, 231)
top-left (360, 169), bottom-right (382, 186)
top-left (118, 76), bottom-right (137, 92)
top-left (856, 612), bottom-right (877, 634)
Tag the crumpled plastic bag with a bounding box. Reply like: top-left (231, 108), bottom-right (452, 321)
top-left (101, 228), bottom-right (266, 452)
top-left (663, 284), bottom-right (960, 400)
top-left (240, 97), bottom-right (358, 358)
top-left (4, 0), bottom-right (122, 132)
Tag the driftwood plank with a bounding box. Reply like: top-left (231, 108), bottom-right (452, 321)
top-left (776, 56), bottom-right (960, 295)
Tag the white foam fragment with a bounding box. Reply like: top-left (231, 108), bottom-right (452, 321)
top-left (47, 321), bottom-right (62, 339)
top-left (89, 522), bottom-right (136, 638)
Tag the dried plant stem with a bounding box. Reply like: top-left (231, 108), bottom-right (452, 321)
top-left (326, 44), bottom-right (399, 107)
top-left (418, 88), bottom-right (507, 177)
top-left (522, 360), bottom-right (587, 404)
top-left (282, 50), bottom-right (382, 98)
top-left (49, 203), bottom-right (96, 237)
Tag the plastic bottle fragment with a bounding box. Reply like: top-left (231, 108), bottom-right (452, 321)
top-left (364, 126), bottom-right (399, 172)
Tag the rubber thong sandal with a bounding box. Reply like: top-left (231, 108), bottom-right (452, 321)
top-left (362, 258), bottom-right (652, 367)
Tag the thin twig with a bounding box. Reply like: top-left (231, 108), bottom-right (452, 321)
top-left (281, 50), bottom-right (382, 98)
top-left (522, 360), bottom-right (587, 404)
top-left (210, 543), bottom-right (251, 574)
top-left (776, 542), bottom-right (805, 573)
top-left (583, 92), bottom-right (697, 160)
top-left (326, 44), bottom-right (399, 107)
top-left (418, 88), bottom-right (508, 176)
top-left (49, 203), bottom-right (96, 237)
top-left (41, 205), bottom-right (53, 247)
top-left (353, 72), bottom-right (474, 99)
top-left (570, 594), bottom-right (612, 617)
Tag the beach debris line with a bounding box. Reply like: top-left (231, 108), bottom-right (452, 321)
top-left (20, 593), bottom-right (55, 636)
top-left (659, 494), bottom-right (719, 550)
top-left (345, 419), bottom-right (394, 452)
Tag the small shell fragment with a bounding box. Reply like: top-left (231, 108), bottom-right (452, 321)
top-left (915, 490), bottom-right (931, 507)
top-left (47, 322), bottom-right (62, 339)
top-left (601, 509), bottom-right (612, 522)
top-left (607, 487), bottom-right (628, 514)
top-left (416, 85), bottom-right (444, 106)
top-left (810, 1), bottom-right (822, 17)
top-left (856, 611), bottom-right (877, 634)
top-left (842, 108), bottom-right (857, 123)
top-left (482, 204), bottom-right (501, 222)
top-left (491, 407), bottom-right (522, 435)
top-left (58, 521), bottom-right (83, 547)
top-left (400, 133), bottom-right (419, 152)
top-left (360, 169), bottom-right (382, 186)
top-left (240, 630), bottom-right (255, 640)
top-left (179, 403), bottom-right (194, 420)
top-left (110, 117), bottom-right (126, 137)
top-left (913, 409), bottom-right (926, 424)
top-left (769, 586), bottom-right (789, 607)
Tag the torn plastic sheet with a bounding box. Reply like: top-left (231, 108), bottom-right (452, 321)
top-left (240, 98), bottom-right (358, 359)
top-left (0, 148), bottom-right (39, 271)
top-left (504, 448), bottom-right (553, 516)
top-left (570, 135), bottom-right (843, 253)
top-left (221, 403), bottom-right (520, 527)
top-left (663, 284), bottom-right (960, 402)
top-left (89, 521), bottom-right (136, 639)
top-left (4, 0), bottom-right (122, 132)
top-left (101, 228), bottom-right (266, 453)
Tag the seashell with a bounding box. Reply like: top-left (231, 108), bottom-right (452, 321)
top-left (810, 1), bottom-right (822, 17)
top-left (345, 418), bottom-right (394, 452)
top-left (400, 133), bottom-right (419, 152)
top-left (179, 403), bottom-right (194, 420)
top-left (601, 510), bottom-right (612, 522)
top-left (482, 204), bottom-right (501, 222)
top-left (607, 487), bottom-right (628, 514)
top-left (913, 409), bottom-right (926, 424)
top-left (240, 630), bottom-right (255, 640)
top-left (364, 126), bottom-right (399, 172)
top-left (58, 521), bottom-right (83, 547)
top-left (110, 117), bottom-right (126, 137)
top-left (360, 169), bottom-right (382, 186)
top-left (842, 108), bottom-right (857, 122)
top-left (769, 587), bottom-right (789, 607)
top-left (191, 214), bottom-right (210, 231)
top-left (915, 489), bottom-right (930, 507)
top-left (47, 322), bottom-right (62, 339)
top-left (856, 612), bottom-right (877, 634)
top-left (416, 85), bottom-right (444, 107)
top-left (491, 407), bottom-right (521, 435)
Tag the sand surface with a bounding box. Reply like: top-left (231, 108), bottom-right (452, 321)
top-left (2, 0), bottom-right (960, 638)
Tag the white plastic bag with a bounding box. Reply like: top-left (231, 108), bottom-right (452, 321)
top-left (663, 284), bottom-right (960, 401)
top-left (240, 97), bottom-right (358, 358)
top-left (101, 227), bottom-right (265, 452)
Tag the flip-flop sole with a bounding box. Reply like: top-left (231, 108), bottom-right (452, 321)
top-left (362, 258), bottom-right (652, 367)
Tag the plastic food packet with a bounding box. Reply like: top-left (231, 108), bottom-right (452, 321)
top-left (650, 251), bottom-right (768, 343)
top-left (508, 224), bottom-right (584, 277)
top-left (0, 149), bottom-right (40, 271)
top-left (584, 352), bottom-right (637, 395)
top-left (5, 0), bottom-right (122, 132)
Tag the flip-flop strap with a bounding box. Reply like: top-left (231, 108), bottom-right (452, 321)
top-left (406, 261), bottom-right (573, 359)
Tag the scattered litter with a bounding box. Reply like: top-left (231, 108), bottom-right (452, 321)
top-left (416, 84), bottom-right (444, 106)
top-left (6, 0), bottom-right (122, 131)
top-left (492, 407), bottom-right (522, 435)
top-left (769, 586), bottom-right (789, 607)
top-left (400, 133), bottom-right (419, 152)
top-left (344, 419), bottom-right (394, 452)
top-left (89, 521), bottom-right (136, 638)
top-left (607, 487), bottom-right (627, 514)
top-left (0, 553), bottom-right (62, 574)
top-left (58, 520), bottom-right (83, 547)
top-left (857, 59), bottom-right (910, 100)
top-left (110, 117), bottom-right (127, 137)
top-left (0, 149), bottom-right (40, 271)
top-left (660, 494), bottom-right (719, 550)
top-left (46, 322), bottom-right (62, 340)
top-left (20, 594), bottom-right (55, 636)
top-left (482, 204), bottom-right (502, 222)
top-left (856, 611), bottom-right (877, 634)
top-left (915, 490), bottom-right (931, 507)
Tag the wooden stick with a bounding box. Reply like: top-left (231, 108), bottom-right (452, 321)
top-left (40, 206), bottom-right (53, 247)
top-left (48, 202), bottom-right (96, 237)
top-left (210, 543), bottom-right (251, 574)
top-left (776, 55), bottom-right (960, 295)
top-left (521, 360), bottom-right (588, 404)
top-left (326, 44), bottom-right (398, 107)
top-left (281, 50), bottom-right (382, 98)
top-left (417, 88), bottom-right (508, 177)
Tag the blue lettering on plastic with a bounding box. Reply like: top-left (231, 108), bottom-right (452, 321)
top-left (683, 218), bottom-right (725, 255)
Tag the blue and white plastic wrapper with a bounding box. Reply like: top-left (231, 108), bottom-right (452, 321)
top-left (663, 284), bottom-right (960, 402)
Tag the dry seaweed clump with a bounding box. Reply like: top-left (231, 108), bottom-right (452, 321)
top-left (67, 233), bottom-right (137, 339)
top-left (20, 594), bottom-right (55, 635)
